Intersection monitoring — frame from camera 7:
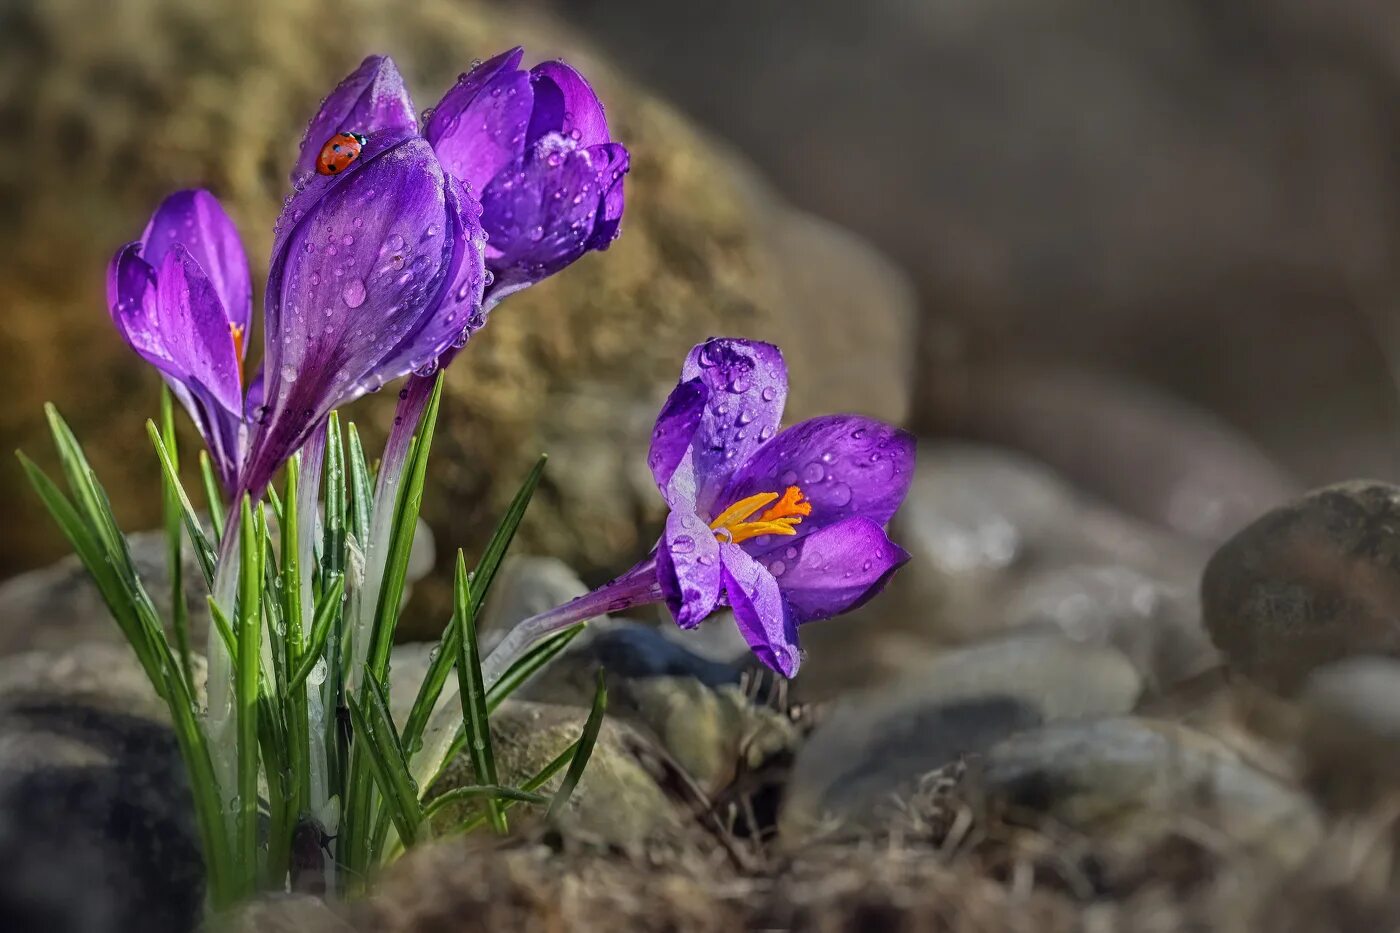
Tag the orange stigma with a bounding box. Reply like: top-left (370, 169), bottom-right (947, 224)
top-left (230, 323), bottom-right (246, 386)
top-left (709, 485), bottom-right (812, 544)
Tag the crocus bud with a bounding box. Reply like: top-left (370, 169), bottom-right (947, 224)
top-left (107, 189), bottom-right (251, 489)
top-left (426, 48), bottom-right (629, 304)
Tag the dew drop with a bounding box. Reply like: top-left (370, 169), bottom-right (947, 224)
top-left (671, 534), bottom-right (695, 554)
top-left (829, 482), bottom-right (853, 507)
top-left (780, 470), bottom-right (798, 486)
top-left (761, 386), bottom-right (777, 402)
top-left (342, 278), bottom-right (367, 308)
top-left (802, 462), bottom-right (825, 484)
top-left (769, 560), bottom-right (787, 577)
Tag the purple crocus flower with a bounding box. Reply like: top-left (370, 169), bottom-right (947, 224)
top-left (426, 47), bottom-right (629, 306)
top-left (107, 189), bottom-right (252, 490)
top-left (480, 338), bottom-right (915, 680)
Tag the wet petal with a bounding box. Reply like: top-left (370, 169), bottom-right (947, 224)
top-left (154, 245), bottom-right (243, 416)
top-left (248, 137), bottom-right (456, 492)
top-left (107, 244), bottom-right (168, 368)
top-left (648, 377), bottom-right (708, 506)
top-left (426, 48), bottom-right (532, 194)
top-left (720, 542), bottom-right (799, 678)
top-left (722, 414), bottom-right (915, 543)
top-left (293, 55), bottom-right (418, 182)
top-left (756, 517), bottom-right (909, 624)
top-left (657, 509), bottom-right (722, 629)
top-left (585, 143), bottom-right (629, 251)
top-left (139, 189), bottom-right (252, 333)
top-left (670, 338), bottom-right (788, 517)
top-left (525, 60), bottom-right (610, 150)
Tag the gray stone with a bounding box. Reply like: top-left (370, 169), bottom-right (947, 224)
top-left (779, 637), bottom-right (1141, 839)
top-left (1300, 656), bottom-right (1400, 803)
top-left (427, 699), bottom-right (688, 850)
top-left (980, 717), bottom-right (1323, 868)
top-left (0, 644), bottom-right (203, 932)
top-left (1202, 481), bottom-right (1400, 692)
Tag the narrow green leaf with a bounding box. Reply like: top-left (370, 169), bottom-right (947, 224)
top-left (346, 422), bottom-right (373, 547)
top-left (322, 414), bottom-right (347, 580)
top-left (444, 740), bottom-right (578, 837)
top-left (198, 450), bottom-right (227, 543)
top-left (452, 552), bottom-right (505, 833)
top-left (205, 596), bottom-right (237, 661)
top-left (346, 691), bottom-right (423, 848)
top-left (286, 572), bottom-right (344, 695)
top-left (366, 375), bottom-right (443, 682)
top-left (235, 496), bottom-right (263, 889)
top-left (400, 454), bottom-right (548, 762)
top-left (44, 404), bottom-right (128, 565)
top-left (159, 389), bottom-right (194, 695)
top-left (421, 785), bottom-right (547, 823)
top-left (486, 623), bottom-right (585, 710)
top-left (146, 420), bottom-right (216, 588)
top-left (546, 669), bottom-right (607, 822)
top-left (265, 483), bottom-right (285, 527)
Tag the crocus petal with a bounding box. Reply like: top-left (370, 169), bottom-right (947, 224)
top-left (525, 60), bottom-right (610, 150)
top-left (670, 338), bottom-right (788, 517)
top-left (721, 414), bottom-right (915, 542)
top-left (657, 509), bottom-right (722, 629)
top-left (648, 377), bottom-right (708, 505)
top-left (757, 517), bottom-right (910, 624)
top-left (477, 141), bottom-right (615, 293)
top-left (248, 137), bottom-right (458, 492)
top-left (293, 55), bottom-right (418, 182)
top-left (585, 143), bottom-right (629, 251)
top-left (107, 244), bottom-right (168, 367)
top-left (720, 542), bottom-right (799, 677)
top-left (139, 189), bottom-right (252, 334)
top-left (154, 245), bottom-right (243, 416)
top-left (371, 174), bottom-right (489, 377)
top-left (426, 48), bottom-right (533, 194)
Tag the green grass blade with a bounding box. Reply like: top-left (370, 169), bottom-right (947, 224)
top-left (198, 450), bottom-right (226, 543)
top-left (346, 691), bottom-right (423, 848)
top-left (366, 375), bottom-right (443, 682)
top-left (235, 496), bottom-right (263, 891)
top-left (146, 420), bottom-right (216, 588)
top-left (452, 552), bottom-right (505, 833)
top-left (286, 572), bottom-right (344, 695)
top-left (400, 455), bottom-right (548, 761)
top-left (546, 670), bottom-right (607, 822)
top-left (486, 623), bottom-right (585, 709)
top-left (205, 596), bottom-right (237, 661)
top-left (444, 741), bottom-right (578, 837)
top-left (44, 404), bottom-right (128, 564)
top-left (346, 422), bottom-right (373, 548)
top-left (421, 785), bottom-right (547, 823)
top-left (159, 389), bottom-right (194, 695)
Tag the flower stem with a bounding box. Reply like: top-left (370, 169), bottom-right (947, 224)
top-left (478, 557), bottom-right (662, 689)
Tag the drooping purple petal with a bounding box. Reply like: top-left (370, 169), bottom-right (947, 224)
top-left (247, 137), bottom-right (459, 492)
top-left (657, 509), bottom-right (722, 629)
top-left (107, 244), bottom-right (167, 367)
top-left (525, 60), bottom-right (610, 150)
top-left (293, 55), bottom-right (418, 182)
top-left (757, 517), bottom-right (909, 624)
top-left (648, 377), bottom-right (708, 505)
top-left (425, 48), bottom-right (532, 194)
top-left (722, 414), bottom-right (915, 544)
top-left (139, 189), bottom-right (252, 334)
top-left (670, 338), bottom-right (789, 517)
top-left (720, 542), bottom-right (799, 677)
top-left (154, 245), bottom-right (243, 415)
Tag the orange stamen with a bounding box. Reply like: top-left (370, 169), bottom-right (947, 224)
top-left (709, 485), bottom-right (811, 545)
top-left (230, 323), bottom-right (246, 387)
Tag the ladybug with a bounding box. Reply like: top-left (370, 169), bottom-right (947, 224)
top-left (316, 132), bottom-right (368, 175)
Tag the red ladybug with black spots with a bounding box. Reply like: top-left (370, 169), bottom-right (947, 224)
top-left (316, 132), bottom-right (368, 175)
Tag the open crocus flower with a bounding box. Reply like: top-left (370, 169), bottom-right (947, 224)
top-left (480, 338), bottom-right (914, 681)
top-left (108, 189), bottom-right (253, 490)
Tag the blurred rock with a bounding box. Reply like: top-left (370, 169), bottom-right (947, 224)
top-left (0, 519), bottom-right (433, 658)
top-left (980, 717), bottom-right (1324, 868)
top-left (779, 637), bottom-right (1141, 840)
top-left (427, 699), bottom-right (689, 850)
top-left (477, 556), bottom-right (595, 645)
top-left (223, 894), bottom-right (352, 933)
top-left (798, 442), bottom-right (1216, 695)
top-left (1203, 482), bottom-right (1400, 693)
top-left (1300, 656), bottom-right (1400, 806)
top-left (564, 0), bottom-right (1400, 488)
top-left (0, 644), bottom-right (202, 933)
top-left (0, 0), bottom-right (918, 588)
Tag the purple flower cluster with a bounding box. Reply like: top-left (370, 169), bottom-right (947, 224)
top-left (108, 50), bottom-right (628, 495)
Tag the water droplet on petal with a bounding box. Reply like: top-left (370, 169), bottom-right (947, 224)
top-left (802, 462), bottom-right (825, 484)
top-left (671, 535), bottom-right (695, 554)
top-left (342, 278), bottom-right (367, 308)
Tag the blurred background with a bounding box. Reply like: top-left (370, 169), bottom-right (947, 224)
top-left (0, 0), bottom-right (1396, 668)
